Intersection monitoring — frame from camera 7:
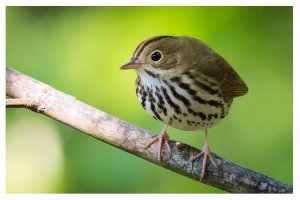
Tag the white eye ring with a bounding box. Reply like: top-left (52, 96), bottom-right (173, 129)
top-left (151, 50), bottom-right (163, 62)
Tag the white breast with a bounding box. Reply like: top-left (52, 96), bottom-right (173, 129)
top-left (136, 69), bottom-right (232, 131)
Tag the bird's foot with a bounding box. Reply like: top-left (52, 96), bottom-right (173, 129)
top-left (144, 130), bottom-right (171, 162)
top-left (190, 144), bottom-right (217, 180)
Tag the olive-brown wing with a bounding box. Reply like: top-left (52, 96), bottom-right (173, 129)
top-left (195, 54), bottom-right (248, 98)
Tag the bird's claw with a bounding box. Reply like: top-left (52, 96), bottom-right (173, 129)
top-left (190, 144), bottom-right (217, 180)
top-left (144, 130), bottom-right (171, 162)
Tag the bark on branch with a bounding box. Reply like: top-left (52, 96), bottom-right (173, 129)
top-left (5, 66), bottom-right (292, 193)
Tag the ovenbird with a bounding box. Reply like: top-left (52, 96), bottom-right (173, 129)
top-left (120, 36), bottom-right (248, 179)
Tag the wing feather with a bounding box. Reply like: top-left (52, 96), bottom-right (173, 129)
top-left (194, 54), bottom-right (248, 98)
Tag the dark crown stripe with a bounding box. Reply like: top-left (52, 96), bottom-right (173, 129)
top-left (134, 36), bottom-right (174, 60)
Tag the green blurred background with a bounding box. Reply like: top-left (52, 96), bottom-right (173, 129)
top-left (6, 6), bottom-right (292, 193)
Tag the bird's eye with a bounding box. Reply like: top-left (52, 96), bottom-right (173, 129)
top-left (151, 50), bottom-right (162, 62)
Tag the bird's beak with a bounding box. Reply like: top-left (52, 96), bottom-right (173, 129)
top-left (120, 60), bottom-right (141, 70)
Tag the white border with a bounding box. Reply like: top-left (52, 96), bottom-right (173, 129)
top-left (1, 0), bottom-right (297, 200)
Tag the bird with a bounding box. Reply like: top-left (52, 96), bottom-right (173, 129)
top-left (120, 35), bottom-right (248, 179)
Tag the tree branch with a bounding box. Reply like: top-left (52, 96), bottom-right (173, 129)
top-left (6, 98), bottom-right (34, 107)
top-left (5, 66), bottom-right (292, 193)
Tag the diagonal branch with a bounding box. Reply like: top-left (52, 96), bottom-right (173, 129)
top-left (5, 66), bottom-right (292, 193)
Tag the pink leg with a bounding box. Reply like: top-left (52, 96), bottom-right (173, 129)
top-left (190, 129), bottom-right (217, 180)
top-left (145, 125), bottom-right (171, 162)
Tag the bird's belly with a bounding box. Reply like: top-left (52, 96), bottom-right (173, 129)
top-left (156, 101), bottom-right (225, 131)
top-left (136, 80), bottom-right (232, 131)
